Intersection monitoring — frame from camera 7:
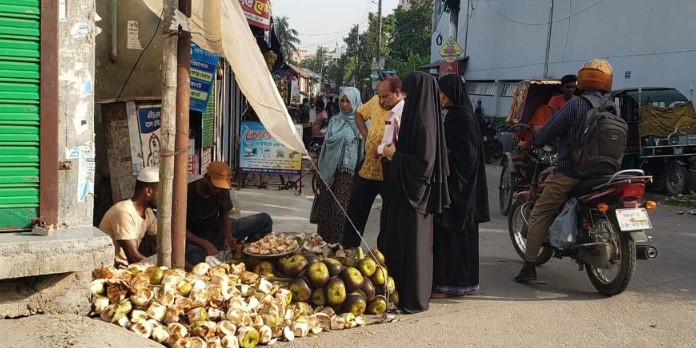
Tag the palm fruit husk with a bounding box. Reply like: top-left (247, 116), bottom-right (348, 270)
top-left (130, 319), bottom-right (153, 339)
top-left (146, 301), bottom-right (167, 321)
top-left (90, 279), bottom-right (107, 297)
top-left (236, 326), bottom-right (260, 348)
top-left (91, 295), bottom-right (110, 315)
top-left (130, 288), bottom-right (154, 308)
top-left (151, 325), bottom-right (170, 344)
top-left (188, 307), bottom-right (208, 322)
top-left (221, 334), bottom-right (240, 348)
top-left (216, 320), bottom-right (237, 338)
top-left (105, 280), bottom-right (129, 304)
top-left (191, 320), bottom-right (218, 341)
top-left (191, 262), bottom-right (212, 277)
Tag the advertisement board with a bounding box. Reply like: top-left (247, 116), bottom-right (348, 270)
top-left (239, 0), bottom-right (271, 30)
top-left (127, 103), bottom-right (162, 174)
top-left (190, 42), bottom-right (219, 112)
top-left (238, 121), bottom-right (302, 174)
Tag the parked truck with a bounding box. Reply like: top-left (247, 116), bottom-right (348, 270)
top-left (611, 87), bottom-right (696, 195)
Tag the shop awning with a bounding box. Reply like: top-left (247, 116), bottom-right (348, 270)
top-left (418, 56), bottom-right (470, 70)
top-left (142, 0), bottom-right (304, 153)
top-left (287, 64), bottom-right (311, 79)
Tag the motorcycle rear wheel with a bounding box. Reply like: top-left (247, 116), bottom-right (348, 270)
top-left (585, 216), bottom-right (636, 296)
top-left (499, 162), bottom-right (513, 216)
top-left (508, 201), bottom-right (554, 266)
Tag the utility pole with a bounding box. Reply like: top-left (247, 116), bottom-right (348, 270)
top-left (356, 24), bottom-right (360, 87)
top-left (158, 0), bottom-right (177, 267)
top-left (463, 0), bottom-right (471, 57)
top-left (543, 0), bottom-right (555, 78)
top-left (171, 0), bottom-right (192, 269)
top-left (376, 0), bottom-right (382, 71)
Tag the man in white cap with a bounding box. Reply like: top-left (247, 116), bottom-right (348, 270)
top-left (99, 167), bottom-right (159, 267)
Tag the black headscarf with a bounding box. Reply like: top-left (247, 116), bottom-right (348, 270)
top-left (437, 74), bottom-right (490, 228)
top-left (438, 74), bottom-right (474, 112)
top-left (393, 72), bottom-right (450, 214)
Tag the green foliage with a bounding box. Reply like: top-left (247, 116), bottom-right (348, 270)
top-left (273, 16), bottom-right (301, 64)
top-left (389, 53), bottom-right (431, 77)
top-left (388, 0), bottom-right (433, 63)
top-left (303, 0), bottom-right (435, 90)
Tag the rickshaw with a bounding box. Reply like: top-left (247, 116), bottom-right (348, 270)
top-left (499, 79), bottom-right (561, 215)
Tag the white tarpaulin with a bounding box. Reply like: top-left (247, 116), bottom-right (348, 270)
top-left (142, 0), bottom-right (305, 153)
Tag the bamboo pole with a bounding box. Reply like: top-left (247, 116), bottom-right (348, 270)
top-left (171, 0), bottom-right (192, 269)
top-left (157, 0), bottom-right (178, 267)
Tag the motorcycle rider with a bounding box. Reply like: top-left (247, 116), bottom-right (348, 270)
top-left (514, 59), bottom-right (614, 282)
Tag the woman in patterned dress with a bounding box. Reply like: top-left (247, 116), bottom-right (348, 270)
top-left (315, 87), bottom-right (364, 243)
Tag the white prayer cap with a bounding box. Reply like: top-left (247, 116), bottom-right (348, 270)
top-left (136, 167), bottom-right (159, 183)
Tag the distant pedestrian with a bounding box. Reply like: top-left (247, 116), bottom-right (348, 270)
top-left (548, 74), bottom-right (578, 114)
top-left (431, 74), bottom-right (490, 298)
top-left (311, 100), bottom-right (329, 146)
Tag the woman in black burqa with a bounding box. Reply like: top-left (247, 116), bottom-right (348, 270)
top-left (380, 72), bottom-right (450, 313)
top-left (431, 74), bottom-right (490, 298)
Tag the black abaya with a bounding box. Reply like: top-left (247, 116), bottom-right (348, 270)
top-left (432, 74), bottom-right (490, 295)
top-left (381, 72), bottom-right (450, 313)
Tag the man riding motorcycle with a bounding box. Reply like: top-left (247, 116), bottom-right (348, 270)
top-left (514, 59), bottom-right (614, 283)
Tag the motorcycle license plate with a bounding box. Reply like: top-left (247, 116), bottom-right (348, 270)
top-left (615, 208), bottom-right (652, 231)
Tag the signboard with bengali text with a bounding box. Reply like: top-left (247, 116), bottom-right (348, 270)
top-left (239, 0), bottom-right (271, 30)
top-left (190, 42), bottom-right (219, 112)
top-left (238, 121), bottom-right (302, 174)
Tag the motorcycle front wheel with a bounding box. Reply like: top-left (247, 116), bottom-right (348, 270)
top-left (585, 216), bottom-right (636, 296)
top-left (508, 200), bottom-right (554, 266)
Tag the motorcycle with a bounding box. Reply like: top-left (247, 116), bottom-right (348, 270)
top-left (481, 117), bottom-right (503, 164)
top-left (499, 123), bottom-right (557, 216)
top-left (508, 146), bottom-right (658, 296)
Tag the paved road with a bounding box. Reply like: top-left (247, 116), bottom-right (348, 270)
top-left (2, 165), bottom-right (693, 348)
top-left (237, 164), bottom-right (696, 347)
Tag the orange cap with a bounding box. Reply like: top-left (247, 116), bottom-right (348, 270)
top-left (206, 161), bottom-right (232, 190)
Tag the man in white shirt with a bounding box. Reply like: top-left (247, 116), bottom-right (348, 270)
top-left (342, 77), bottom-right (406, 249)
top-left (99, 167), bottom-right (159, 267)
top-left (376, 98), bottom-right (405, 157)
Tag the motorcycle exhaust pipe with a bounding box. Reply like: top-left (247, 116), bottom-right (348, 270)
top-left (636, 245), bottom-right (658, 260)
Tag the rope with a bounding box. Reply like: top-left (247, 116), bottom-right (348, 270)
top-left (302, 149), bottom-right (391, 306)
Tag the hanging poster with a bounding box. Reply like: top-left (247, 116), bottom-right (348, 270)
top-left (238, 121), bottom-right (302, 174)
top-left (190, 42), bottom-right (219, 112)
top-left (239, 0), bottom-right (271, 30)
top-left (290, 79), bottom-right (301, 105)
top-left (127, 104), bottom-right (161, 175)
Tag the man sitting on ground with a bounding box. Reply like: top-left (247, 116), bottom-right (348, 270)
top-left (99, 167), bottom-right (159, 268)
top-left (185, 161), bottom-right (273, 265)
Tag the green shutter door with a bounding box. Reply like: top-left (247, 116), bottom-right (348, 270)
top-left (0, 1), bottom-right (40, 230)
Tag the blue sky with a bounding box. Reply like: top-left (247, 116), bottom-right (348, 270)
top-left (271, 0), bottom-right (400, 51)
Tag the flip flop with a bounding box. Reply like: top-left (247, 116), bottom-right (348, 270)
top-left (430, 292), bottom-right (448, 299)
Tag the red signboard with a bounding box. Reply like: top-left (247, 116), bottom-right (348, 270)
top-left (239, 0), bottom-right (271, 30)
top-left (438, 62), bottom-right (459, 77)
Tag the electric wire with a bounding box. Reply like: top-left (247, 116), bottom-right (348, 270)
top-left (483, 0), bottom-right (606, 26)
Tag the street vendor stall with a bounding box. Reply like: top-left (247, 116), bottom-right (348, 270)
top-left (90, 232), bottom-right (396, 347)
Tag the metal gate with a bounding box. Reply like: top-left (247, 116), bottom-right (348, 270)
top-left (0, 1), bottom-right (40, 230)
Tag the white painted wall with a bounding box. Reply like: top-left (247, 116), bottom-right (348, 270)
top-left (432, 0), bottom-right (696, 116)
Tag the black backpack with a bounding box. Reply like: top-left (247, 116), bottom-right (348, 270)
top-left (571, 95), bottom-right (627, 178)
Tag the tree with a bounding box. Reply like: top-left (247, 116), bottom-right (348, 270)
top-left (387, 0), bottom-right (433, 75)
top-left (273, 16), bottom-right (301, 63)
